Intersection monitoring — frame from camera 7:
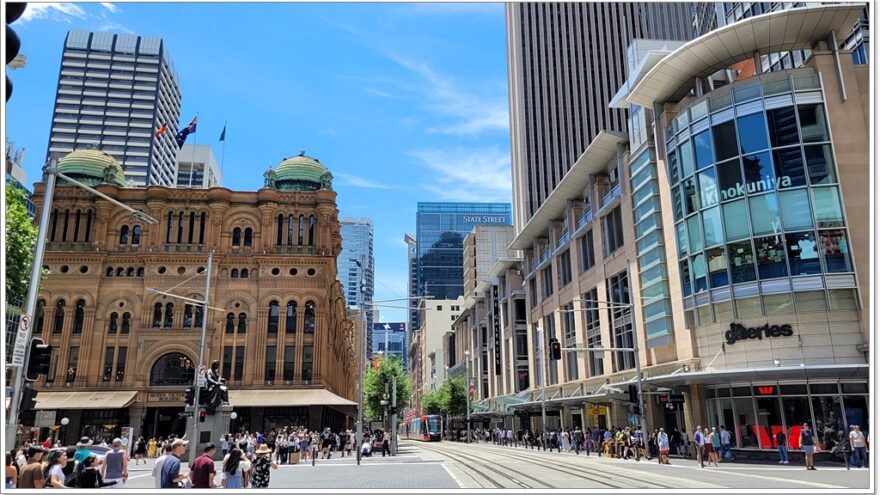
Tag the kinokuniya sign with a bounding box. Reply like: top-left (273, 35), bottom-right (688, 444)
top-left (725, 322), bottom-right (794, 345)
top-left (698, 174), bottom-right (793, 205)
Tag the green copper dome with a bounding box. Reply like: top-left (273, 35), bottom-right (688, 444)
top-left (265, 150), bottom-right (334, 192)
top-left (57, 149), bottom-right (127, 187)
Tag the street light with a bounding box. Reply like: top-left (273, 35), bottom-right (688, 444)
top-left (559, 299), bottom-right (649, 443)
top-left (5, 157), bottom-right (159, 450)
top-left (60, 417), bottom-right (69, 426)
top-left (465, 349), bottom-right (471, 444)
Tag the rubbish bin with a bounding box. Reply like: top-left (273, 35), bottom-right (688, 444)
top-left (289, 450), bottom-right (300, 465)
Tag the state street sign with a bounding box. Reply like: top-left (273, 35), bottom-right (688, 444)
top-left (11, 314), bottom-right (32, 367)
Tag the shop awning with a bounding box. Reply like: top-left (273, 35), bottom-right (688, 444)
top-left (646, 364), bottom-right (869, 388)
top-left (229, 389), bottom-right (357, 408)
top-left (35, 391), bottom-right (137, 410)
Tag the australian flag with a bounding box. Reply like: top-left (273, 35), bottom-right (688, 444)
top-left (175, 116), bottom-right (198, 147)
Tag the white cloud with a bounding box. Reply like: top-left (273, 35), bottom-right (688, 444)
top-left (391, 55), bottom-right (509, 137)
top-left (335, 172), bottom-right (396, 190)
top-left (365, 88), bottom-right (397, 99)
top-left (100, 3), bottom-right (119, 13)
top-left (98, 23), bottom-right (133, 34)
top-left (18, 3), bottom-right (87, 23)
top-left (410, 147), bottom-right (512, 202)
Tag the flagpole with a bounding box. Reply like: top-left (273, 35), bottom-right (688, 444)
top-left (220, 120), bottom-right (227, 186)
top-left (188, 112), bottom-right (199, 188)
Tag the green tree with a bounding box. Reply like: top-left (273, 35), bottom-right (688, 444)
top-left (5, 184), bottom-right (37, 306)
top-left (441, 377), bottom-right (468, 417)
top-left (421, 389), bottom-right (445, 415)
top-left (363, 355), bottom-right (411, 421)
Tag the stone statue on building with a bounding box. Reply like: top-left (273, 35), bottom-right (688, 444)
top-left (319, 171), bottom-right (334, 191)
top-left (263, 168), bottom-right (277, 188)
top-left (203, 360), bottom-right (229, 415)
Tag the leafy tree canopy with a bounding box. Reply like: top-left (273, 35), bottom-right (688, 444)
top-left (363, 355), bottom-right (410, 421)
top-left (5, 185), bottom-right (37, 306)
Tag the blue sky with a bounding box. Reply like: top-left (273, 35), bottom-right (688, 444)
top-left (5, 2), bottom-right (513, 323)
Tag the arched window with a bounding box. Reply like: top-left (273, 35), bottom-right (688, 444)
top-left (288, 215), bottom-right (294, 246)
top-left (304, 301), bottom-right (315, 334)
top-left (164, 302), bottom-right (174, 328)
top-left (199, 212), bottom-right (206, 244)
top-left (84, 210), bottom-right (93, 242)
top-left (166, 212), bottom-right (174, 244)
top-left (298, 215), bottom-right (305, 245)
top-left (108, 312), bottom-right (118, 334)
top-left (308, 215), bottom-right (316, 246)
top-left (277, 214), bottom-right (284, 245)
top-left (131, 226), bottom-right (141, 244)
top-left (244, 228), bottom-right (253, 246)
top-left (152, 303), bottom-right (162, 328)
top-left (241, 269), bottom-right (249, 278)
top-left (51, 209), bottom-right (59, 242)
top-left (53, 300), bottom-right (66, 334)
top-left (231, 269), bottom-right (239, 278)
top-left (72, 300), bottom-right (85, 333)
top-left (194, 305), bottom-right (204, 327)
top-left (226, 313), bottom-right (235, 333)
top-left (286, 301), bottom-right (297, 333)
top-left (183, 304), bottom-right (193, 327)
top-left (126, 267), bottom-right (135, 277)
top-left (106, 267), bottom-right (114, 277)
top-left (119, 225), bottom-right (129, 245)
top-left (188, 211), bottom-right (196, 244)
top-left (149, 352), bottom-right (195, 386)
top-left (238, 313), bottom-right (247, 333)
top-left (73, 210), bottom-right (81, 242)
top-left (35, 300), bottom-right (46, 334)
top-left (121, 313), bottom-right (130, 334)
top-left (116, 267), bottom-right (124, 277)
top-left (267, 301), bottom-right (279, 334)
top-left (62, 210), bottom-right (70, 242)
top-left (136, 267), bottom-right (144, 277)
top-left (232, 227), bottom-right (241, 246)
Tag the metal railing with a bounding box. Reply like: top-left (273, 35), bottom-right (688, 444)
top-left (557, 230), bottom-right (570, 248)
top-left (577, 210), bottom-right (593, 230)
top-left (272, 245), bottom-right (316, 255)
top-left (601, 181), bottom-right (622, 208)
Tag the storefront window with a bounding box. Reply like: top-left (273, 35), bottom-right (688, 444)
top-left (679, 259), bottom-right (692, 297)
top-left (749, 194), bottom-right (781, 236)
top-left (773, 147), bottom-right (807, 187)
top-left (767, 107), bottom-right (799, 147)
top-left (676, 222), bottom-right (688, 258)
top-left (717, 158), bottom-right (745, 202)
top-left (728, 240), bottom-right (757, 283)
top-left (817, 229), bottom-right (852, 273)
top-left (706, 247), bottom-right (729, 288)
top-left (782, 396), bottom-right (812, 448)
top-left (692, 253), bottom-right (708, 293)
top-left (843, 395), bottom-right (869, 436)
top-left (811, 187), bottom-right (845, 228)
top-left (733, 397), bottom-right (759, 448)
top-left (797, 104), bottom-right (829, 143)
top-left (737, 113), bottom-right (769, 154)
top-left (804, 144), bottom-right (837, 185)
top-left (668, 149), bottom-right (679, 185)
top-left (687, 215), bottom-right (703, 253)
top-left (710, 121), bottom-right (736, 163)
top-left (694, 130), bottom-right (714, 169)
top-left (722, 200), bottom-right (750, 241)
top-left (702, 207), bottom-right (724, 247)
top-left (812, 395), bottom-right (845, 448)
top-left (698, 168), bottom-right (719, 207)
top-left (779, 190), bottom-right (813, 231)
top-left (672, 186), bottom-right (684, 220)
top-left (741, 152), bottom-right (775, 188)
top-left (754, 235), bottom-right (787, 279)
top-left (785, 231), bottom-right (821, 275)
top-left (683, 178), bottom-right (699, 215)
top-left (680, 142), bottom-right (695, 177)
top-left (755, 395), bottom-right (783, 448)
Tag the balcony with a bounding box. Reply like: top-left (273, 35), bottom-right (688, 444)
top-left (601, 182), bottom-right (622, 209)
top-left (557, 230), bottom-right (571, 249)
top-left (540, 247), bottom-right (552, 265)
top-left (577, 210), bottom-right (593, 230)
top-left (272, 245), bottom-right (316, 255)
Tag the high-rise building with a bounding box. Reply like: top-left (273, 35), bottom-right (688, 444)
top-left (337, 217), bottom-right (375, 354)
top-left (405, 232), bottom-right (418, 344)
top-left (505, 3), bottom-right (694, 231)
top-left (47, 30), bottom-right (182, 187)
top-left (371, 322), bottom-right (407, 368)
top-left (414, 202), bottom-right (512, 318)
top-left (176, 144), bottom-right (221, 188)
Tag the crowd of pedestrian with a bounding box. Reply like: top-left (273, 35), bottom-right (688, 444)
top-left (6, 436), bottom-right (128, 489)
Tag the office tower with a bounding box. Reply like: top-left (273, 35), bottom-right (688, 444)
top-left (505, 3), bottom-right (693, 231)
top-left (48, 30), bottom-right (182, 187)
top-left (337, 217), bottom-right (375, 353)
top-left (415, 202), bottom-right (512, 306)
top-left (371, 322), bottom-right (407, 369)
top-left (176, 144), bottom-right (221, 188)
top-left (405, 232), bottom-right (418, 369)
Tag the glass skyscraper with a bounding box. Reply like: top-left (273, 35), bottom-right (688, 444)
top-left (337, 218), bottom-right (375, 353)
top-left (414, 203), bottom-right (512, 329)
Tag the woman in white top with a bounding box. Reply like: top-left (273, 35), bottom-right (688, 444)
top-left (46, 449), bottom-right (69, 489)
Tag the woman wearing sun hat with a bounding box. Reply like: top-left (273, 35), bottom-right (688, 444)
top-left (250, 444), bottom-right (278, 488)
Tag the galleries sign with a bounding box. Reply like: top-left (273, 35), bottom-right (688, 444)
top-left (724, 322), bottom-right (793, 345)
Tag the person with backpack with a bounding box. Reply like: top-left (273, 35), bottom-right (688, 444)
top-left (75, 455), bottom-right (117, 489)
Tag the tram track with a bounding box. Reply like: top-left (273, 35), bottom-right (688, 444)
top-left (414, 441), bottom-right (555, 489)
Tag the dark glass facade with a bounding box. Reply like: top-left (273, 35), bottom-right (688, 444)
top-left (665, 69), bottom-right (857, 318)
top-left (415, 202), bottom-right (511, 302)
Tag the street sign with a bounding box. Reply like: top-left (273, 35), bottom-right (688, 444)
top-left (179, 411), bottom-right (194, 418)
top-left (196, 365), bottom-right (206, 387)
top-left (10, 314), bottom-right (32, 367)
top-left (588, 407), bottom-right (604, 416)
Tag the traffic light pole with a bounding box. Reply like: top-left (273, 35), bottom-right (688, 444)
top-left (5, 160), bottom-right (57, 450)
top-left (188, 251), bottom-right (213, 463)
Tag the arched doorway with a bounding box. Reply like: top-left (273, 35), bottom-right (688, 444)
top-left (144, 352), bottom-right (196, 439)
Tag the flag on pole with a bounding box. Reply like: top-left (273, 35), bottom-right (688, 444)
top-left (219, 123), bottom-right (226, 142)
top-left (175, 116), bottom-right (198, 147)
top-left (154, 124), bottom-right (167, 138)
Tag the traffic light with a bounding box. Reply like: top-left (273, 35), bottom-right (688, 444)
top-left (25, 338), bottom-right (51, 382)
top-left (198, 410), bottom-right (206, 423)
top-left (20, 386), bottom-right (38, 411)
top-left (184, 387), bottom-right (195, 406)
top-left (5, 3), bottom-right (27, 102)
top-left (549, 338), bottom-right (561, 361)
top-left (628, 404), bottom-right (641, 415)
top-left (628, 384), bottom-right (638, 404)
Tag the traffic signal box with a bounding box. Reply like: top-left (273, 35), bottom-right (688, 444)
top-left (549, 338), bottom-right (562, 360)
top-left (25, 339), bottom-right (52, 382)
